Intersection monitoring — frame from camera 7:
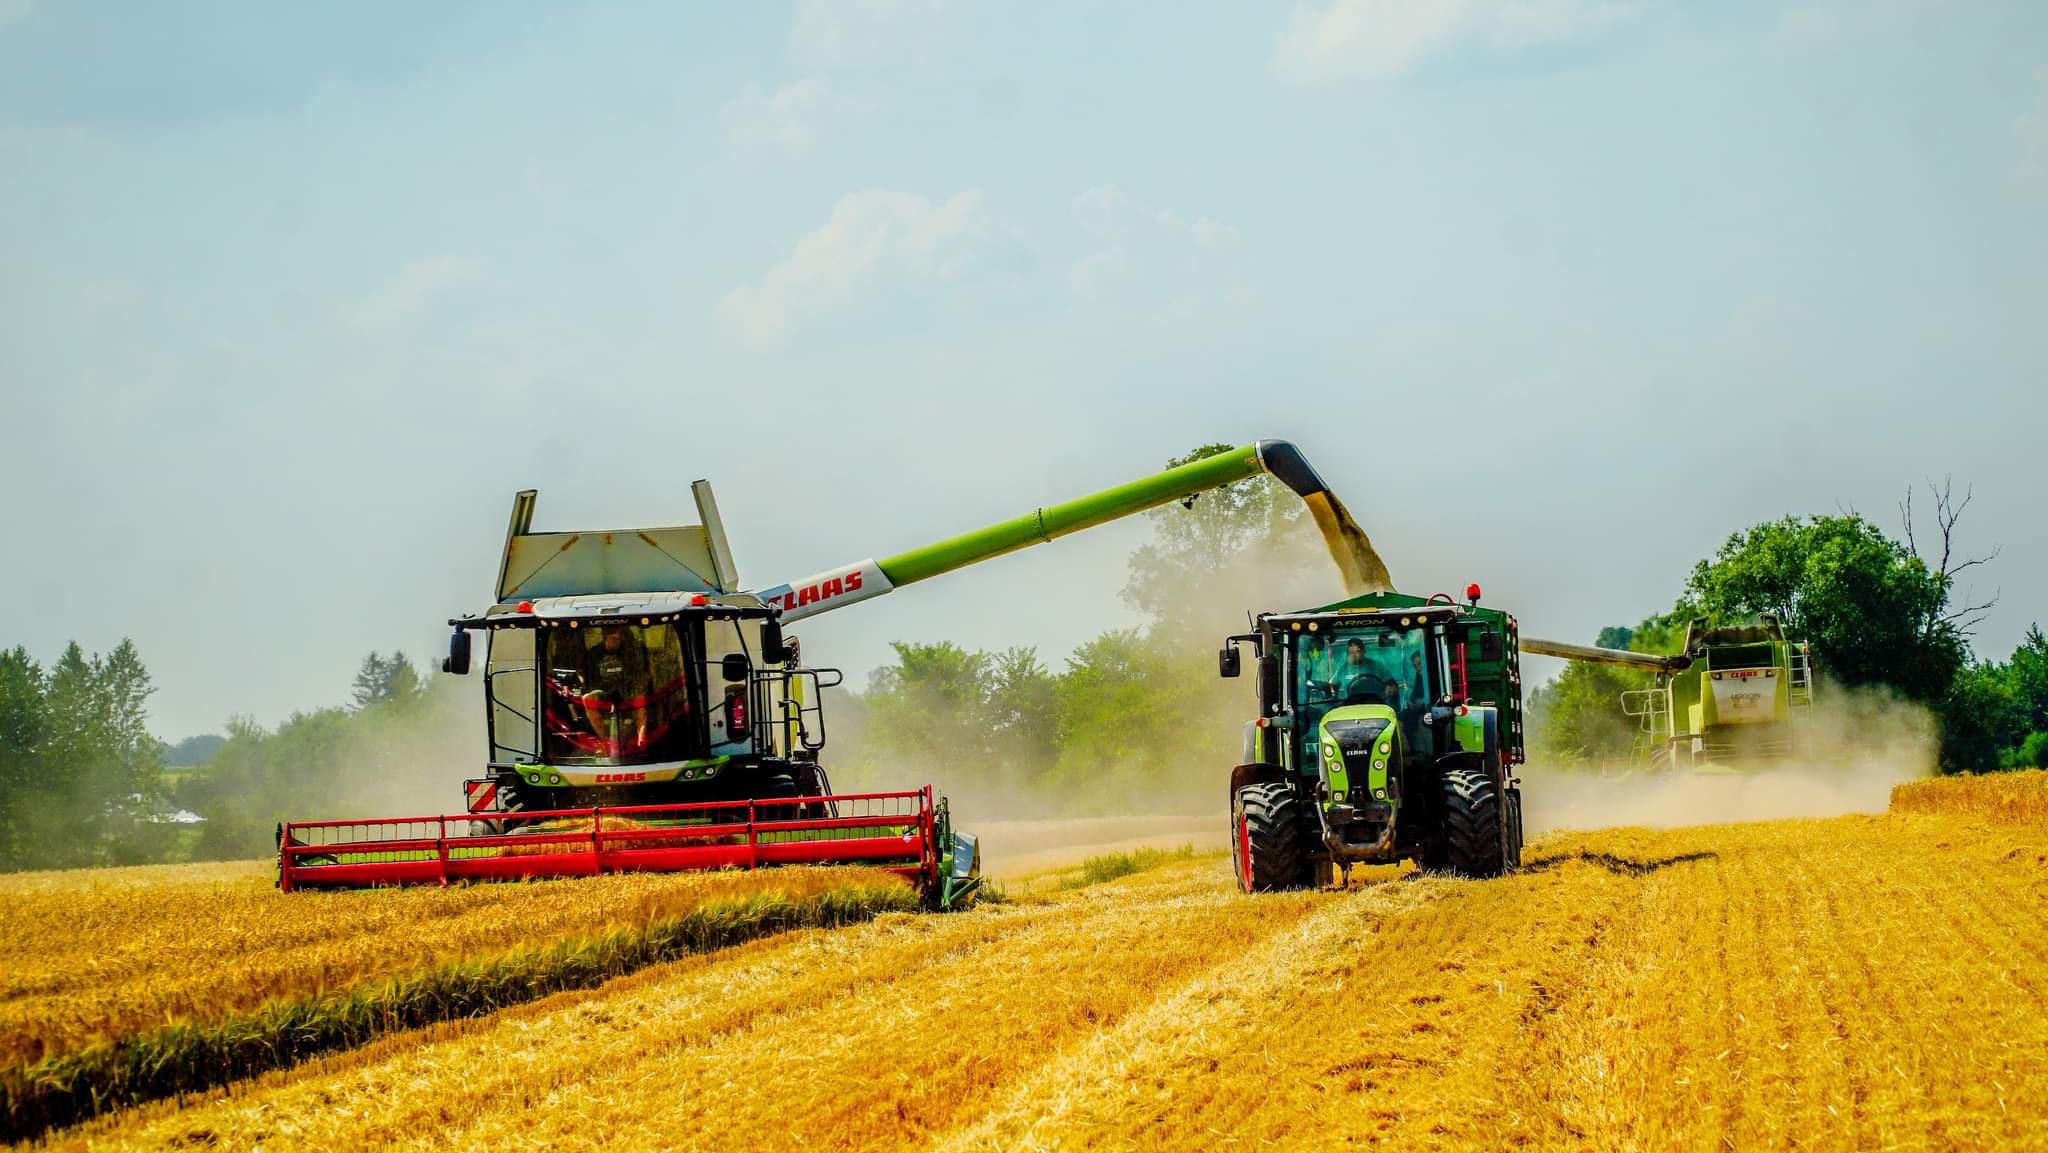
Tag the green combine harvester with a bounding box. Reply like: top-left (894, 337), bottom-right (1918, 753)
top-left (1521, 616), bottom-right (1815, 772)
top-left (280, 440), bottom-right (1389, 906)
top-left (1220, 587), bottom-right (1527, 890)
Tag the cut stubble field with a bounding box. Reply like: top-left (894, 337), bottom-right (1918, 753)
top-left (32, 772), bottom-right (2048, 1152)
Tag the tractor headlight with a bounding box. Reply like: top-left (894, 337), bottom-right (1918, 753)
top-left (1323, 742), bottom-right (1339, 761)
top-left (1373, 788), bottom-right (1387, 800)
top-left (1378, 740), bottom-right (1391, 756)
top-left (1373, 758), bottom-right (1386, 771)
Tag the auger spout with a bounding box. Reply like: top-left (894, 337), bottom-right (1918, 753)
top-left (755, 441), bottom-right (1392, 622)
top-left (1520, 636), bottom-right (1690, 673)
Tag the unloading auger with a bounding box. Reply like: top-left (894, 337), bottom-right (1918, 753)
top-left (277, 441), bottom-right (1387, 905)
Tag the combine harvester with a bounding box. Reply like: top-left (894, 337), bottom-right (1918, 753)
top-left (1521, 616), bottom-right (1815, 772)
top-left (278, 441), bottom-right (1389, 906)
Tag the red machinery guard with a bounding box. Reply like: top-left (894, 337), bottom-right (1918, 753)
top-left (278, 788), bottom-right (938, 893)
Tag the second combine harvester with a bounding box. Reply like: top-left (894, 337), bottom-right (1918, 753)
top-left (278, 441), bottom-right (1390, 904)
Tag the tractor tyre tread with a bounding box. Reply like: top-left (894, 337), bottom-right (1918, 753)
top-left (1235, 781), bottom-right (1314, 893)
top-left (1439, 768), bottom-right (1505, 879)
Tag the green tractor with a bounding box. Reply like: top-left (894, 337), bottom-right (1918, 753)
top-left (1220, 587), bottom-right (1526, 890)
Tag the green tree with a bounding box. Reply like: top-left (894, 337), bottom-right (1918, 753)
top-left (0, 647), bottom-right (48, 870)
top-left (188, 711), bottom-right (355, 860)
top-left (985, 647), bottom-right (1059, 786)
top-left (1938, 663), bottom-right (2020, 774)
top-left (1527, 658), bottom-right (1648, 768)
top-left (1526, 615), bottom-right (1682, 768)
top-left (9, 640), bottom-right (166, 868)
top-left (161, 734), bottom-right (226, 767)
top-left (1043, 630), bottom-right (1197, 810)
top-left (1121, 443), bottom-right (1330, 651)
top-left (350, 652), bottom-right (423, 711)
top-left (2006, 625), bottom-right (2048, 736)
top-left (182, 671), bottom-right (477, 861)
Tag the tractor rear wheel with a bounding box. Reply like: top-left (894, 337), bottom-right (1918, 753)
top-left (1233, 781), bottom-right (1313, 893)
top-left (1439, 768), bottom-right (1505, 879)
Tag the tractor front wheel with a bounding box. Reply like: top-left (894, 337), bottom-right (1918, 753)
top-left (1438, 768), bottom-right (1505, 879)
top-left (1233, 781), bottom-right (1313, 893)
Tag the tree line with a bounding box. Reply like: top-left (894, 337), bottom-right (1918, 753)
top-left (0, 642), bottom-right (166, 870)
top-left (0, 647), bottom-right (470, 871)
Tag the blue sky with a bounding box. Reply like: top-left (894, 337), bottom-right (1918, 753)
top-left (2, 0), bottom-right (2043, 740)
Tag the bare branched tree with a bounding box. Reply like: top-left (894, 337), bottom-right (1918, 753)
top-left (1900, 476), bottom-right (2000, 638)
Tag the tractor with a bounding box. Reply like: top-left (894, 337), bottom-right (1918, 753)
top-left (1220, 587), bottom-right (1526, 890)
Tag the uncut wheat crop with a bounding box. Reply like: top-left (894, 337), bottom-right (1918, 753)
top-left (0, 862), bottom-right (906, 1071)
top-left (1891, 766), bottom-right (2048, 826)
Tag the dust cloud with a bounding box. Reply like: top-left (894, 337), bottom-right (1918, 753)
top-left (1520, 686), bottom-right (1937, 835)
top-left (332, 681), bottom-right (486, 821)
top-left (974, 816), bottom-right (1225, 878)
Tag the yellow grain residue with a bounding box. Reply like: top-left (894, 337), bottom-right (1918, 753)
top-left (1891, 768), bottom-right (2048, 826)
top-left (62, 778), bottom-right (2048, 1152)
top-left (0, 864), bottom-right (900, 1071)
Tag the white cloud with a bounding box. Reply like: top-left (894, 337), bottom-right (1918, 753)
top-left (1273, 0), bottom-right (1631, 83)
top-left (718, 190), bottom-right (986, 346)
top-left (2022, 67), bottom-right (2048, 185)
top-left (1066, 185), bottom-right (1252, 320)
top-left (720, 78), bottom-right (849, 165)
top-left (335, 257), bottom-right (472, 331)
top-left (792, 0), bottom-right (947, 68)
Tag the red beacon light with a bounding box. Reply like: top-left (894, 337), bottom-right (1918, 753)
top-left (690, 593), bottom-right (710, 606)
top-left (1464, 583), bottom-right (1482, 604)
top-left (515, 600), bottom-right (534, 614)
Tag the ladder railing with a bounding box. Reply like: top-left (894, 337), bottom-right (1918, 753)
top-left (1786, 644), bottom-right (1814, 711)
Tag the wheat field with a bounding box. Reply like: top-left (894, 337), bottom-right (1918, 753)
top-left (0, 863), bottom-right (906, 1071)
top-left (22, 773), bottom-right (2048, 1152)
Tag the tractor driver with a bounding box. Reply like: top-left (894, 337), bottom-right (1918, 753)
top-left (1337, 639), bottom-right (1384, 703)
top-left (578, 625), bottom-right (650, 754)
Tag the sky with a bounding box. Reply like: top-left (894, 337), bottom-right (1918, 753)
top-left (2, 0), bottom-right (2043, 742)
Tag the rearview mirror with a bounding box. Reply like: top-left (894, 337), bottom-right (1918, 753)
top-left (442, 629), bottom-right (471, 676)
top-left (760, 619), bottom-right (790, 665)
top-left (1218, 645), bottom-right (1242, 678)
top-left (721, 653), bottom-right (751, 683)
